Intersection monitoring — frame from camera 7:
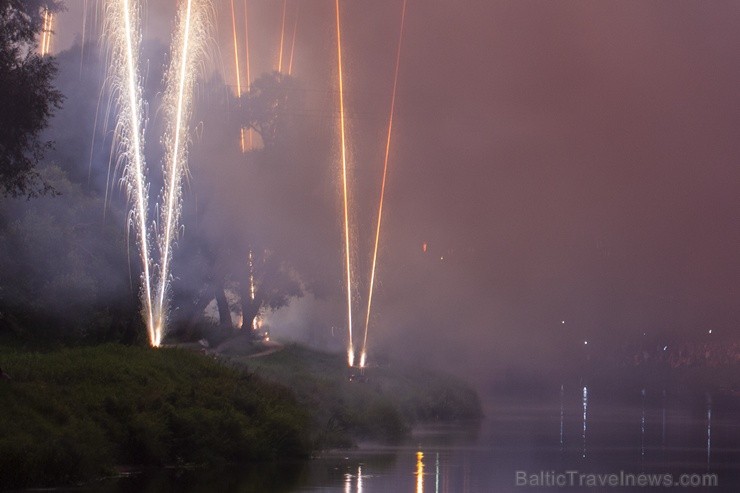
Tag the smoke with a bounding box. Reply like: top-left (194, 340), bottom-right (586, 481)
top-left (25, 1), bottom-right (740, 392)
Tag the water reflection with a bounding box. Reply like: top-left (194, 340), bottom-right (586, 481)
top-left (559, 384), bottom-right (565, 451)
top-left (435, 453), bottom-right (439, 493)
top-left (581, 386), bottom-right (588, 458)
top-left (640, 388), bottom-right (646, 463)
top-left (706, 393), bottom-right (712, 468)
top-left (71, 386), bottom-right (740, 492)
top-left (415, 451), bottom-right (424, 493)
top-left (661, 389), bottom-right (667, 449)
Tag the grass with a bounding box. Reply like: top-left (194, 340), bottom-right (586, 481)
top-left (0, 340), bottom-right (483, 489)
top-left (0, 344), bottom-right (310, 489)
top-left (229, 343), bottom-right (483, 447)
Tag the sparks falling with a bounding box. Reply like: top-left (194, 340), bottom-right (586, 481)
top-left (105, 0), bottom-right (155, 343)
top-left (360, 0), bottom-right (408, 368)
top-left (335, 0), bottom-right (354, 367)
top-left (154, 0), bottom-right (209, 346)
top-left (105, 0), bottom-right (210, 347)
top-left (248, 249), bottom-right (256, 301)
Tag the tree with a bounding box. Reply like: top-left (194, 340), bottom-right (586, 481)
top-left (238, 248), bottom-right (302, 334)
top-left (239, 71), bottom-right (296, 148)
top-left (0, 165), bottom-right (139, 342)
top-left (0, 0), bottom-right (64, 197)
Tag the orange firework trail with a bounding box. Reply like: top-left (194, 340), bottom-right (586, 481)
top-left (335, 0), bottom-right (354, 367)
top-left (243, 0), bottom-right (251, 87)
top-left (277, 0), bottom-right (287, 72)
top-left (230, 0), bottom-right (241, 97)
top-left (243, 0), bottom-right (253, 149)
top-left (287, 2), bottom-right (300, 75)
top-left (230, 0), bottom-right (246, 152)
top-left (360, 0), bottom-right (408, 368)
top-left (41, 9), bottom-right (53, 55)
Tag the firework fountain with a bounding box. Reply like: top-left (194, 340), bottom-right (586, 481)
top-left (105, 0), bottom-right (155, 342)
top-left (277, 0), bottom-right (287, 72)
top-left (287, 3), bottom-right (299, 76)
top-left (243, 0), bottom-right (251, 89)
top-left (105, 0), bottom-right (210, 346)
top-left (334, 0), bottom-right (355, 367)
top-left (359, 0), bottom-right (408, 368)
top-left (154, 0), bottom-right (210, 346)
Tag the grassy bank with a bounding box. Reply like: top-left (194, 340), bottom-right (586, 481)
top-left (0, 344), bottom-right (310, 489)
top-left (228, 344), bottom-right (483, 447)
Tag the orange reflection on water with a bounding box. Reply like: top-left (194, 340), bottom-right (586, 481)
top-left (416, 451), bottom-right (424, 493)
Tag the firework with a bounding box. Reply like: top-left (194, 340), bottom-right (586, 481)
top-left (105, 0), bottom-right (155, 343)
top-left (277, 0), bottom-right (287, 72)
top-left (287, 2), bottom-right (299, 75)
top-left (360, 0), bottom-right (408, 368)
top-left (243, 0), bottom-right (253, 149)
top-left (40, 8), bottom-right (53, 56)
top-left (154, 0), bottom-right (210, 345)
top-left (105, 0), bottom-right (210, 346)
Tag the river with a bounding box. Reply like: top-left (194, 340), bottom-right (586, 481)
top-left (68, 386), bottom-right (739, 492)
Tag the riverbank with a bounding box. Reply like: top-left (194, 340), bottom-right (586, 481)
top-left (226, 343), bottom-right (483, 447)
top-left (0, 344), bottom-right (310, 489)
top-left (0, 341), bottom-right (483, 489)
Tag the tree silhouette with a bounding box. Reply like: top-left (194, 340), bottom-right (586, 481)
top-left (239, 71), bottom-right (296, 149)
top-left (0, 0), bottom-right (64, 197)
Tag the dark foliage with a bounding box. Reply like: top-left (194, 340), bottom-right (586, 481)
top-left (0, 345), bottom-right (311, 489)
top-left (239, 71), bottom-right (297, 148)
top-left (0, 0), bottom-right (64, 197)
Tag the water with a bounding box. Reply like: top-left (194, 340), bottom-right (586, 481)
top-left (71, 388), bottom-right (740, 492)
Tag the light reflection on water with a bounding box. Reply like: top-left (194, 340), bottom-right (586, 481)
top-left (415, 451), bottom-right (424, 493)
top-left (73, 387), bottom-right (739, 493)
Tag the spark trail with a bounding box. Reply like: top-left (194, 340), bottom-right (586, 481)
top-left (105, 0), bottom-right (155, 343)
top-left (248, 250), bottom-right (256, 301)
top-left (243, 0), bottom-right (251, 87)
top-left (335, 0), bottom-right (354, 367)
top-left (277, 0), bottom-right (287, 72)
top-left (230, 0), bottom-right (241, 98)
top-left (41, 8), bottom-right (52, 55)
top-left (230, 0), bottom-right (246, 152)
top-left (287, 2), bottom-right (300, 75)
top-left (154, 0), bottom-right (208, 346)
top-left (359, 0), bottom-right (408, 368)
top-left (243, 0), bottom-right (253, 149)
